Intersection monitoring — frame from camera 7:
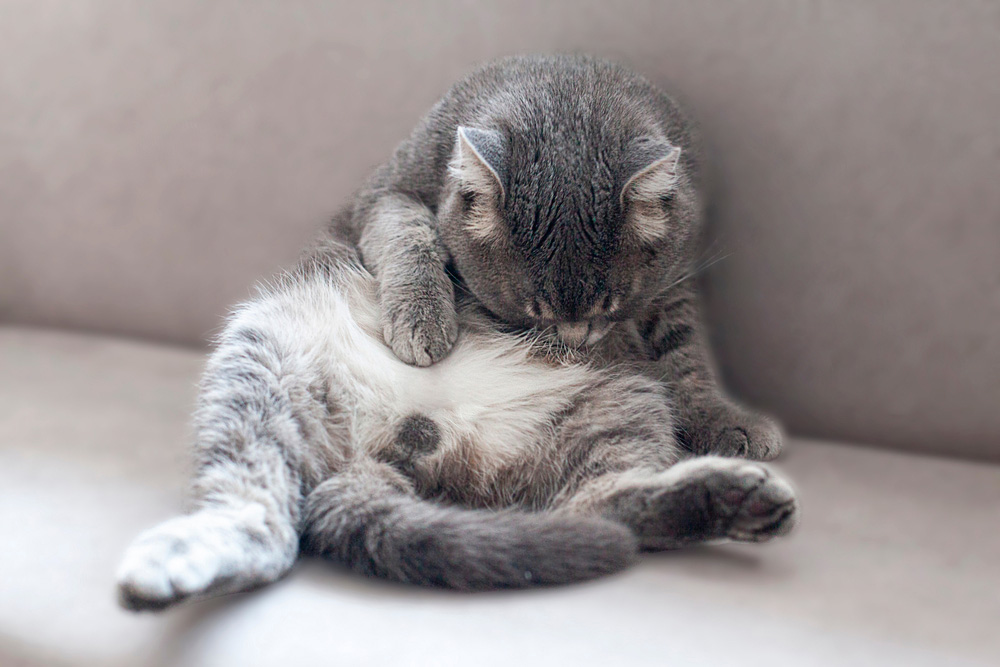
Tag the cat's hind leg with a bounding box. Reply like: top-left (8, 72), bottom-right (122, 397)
top-left (116, 498), bottom-right (295, 611)
top-left (116, 357), bottom-right (305, 610)
top-left (117, 294), bottom-right (340, 610)
top-left (544, 374), bottom-right (798, 550)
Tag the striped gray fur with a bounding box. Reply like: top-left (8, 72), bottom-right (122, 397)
top-left (117, 56), bottom-right (797, 610)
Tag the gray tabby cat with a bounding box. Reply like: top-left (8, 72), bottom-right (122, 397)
top-left (117, 55), bottom-right (797, 611)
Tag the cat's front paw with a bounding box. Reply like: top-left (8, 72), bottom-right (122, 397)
top-left (382, 292), bottom-right (458, 367)
top-left (692, 405), bottom-right (784, 461)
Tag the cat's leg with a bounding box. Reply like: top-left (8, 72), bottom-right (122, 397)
top-left (557, 457), bottom-right (798, 550)
top-left (116, 490), bottom-right (297, 611)
top-left (117, 312), bottom-right (335, 611)
top-left (545, 375), bottom-right (797, 549)
top-left (639, 282), bottom-right (783, 460)
top-left (357, 193), bottom-right (457, 366)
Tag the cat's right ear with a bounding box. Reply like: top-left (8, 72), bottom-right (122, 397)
top-left (620, 138), bottom-right (682, 244)
top-left (449, 127), bottom-right (507, 203)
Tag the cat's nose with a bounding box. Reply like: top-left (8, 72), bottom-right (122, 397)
top-left (585, 319), bottom-right (612, 346)
top-left (555, 321), bottom-right (590, 348)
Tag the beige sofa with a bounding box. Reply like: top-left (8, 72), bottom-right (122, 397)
top-left (2, 2), bottom-right (998, 665)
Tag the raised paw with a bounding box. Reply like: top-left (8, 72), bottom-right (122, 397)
top-left (382, 293), bottom-right (458, 367)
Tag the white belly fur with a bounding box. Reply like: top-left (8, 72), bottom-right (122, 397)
top-left (229, 270), bottom-right (597, 468)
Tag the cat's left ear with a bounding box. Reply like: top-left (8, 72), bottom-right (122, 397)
top-left (620, 138), bottom-right (682, 243)
top-left (450, 127), bottom-right (508, 203)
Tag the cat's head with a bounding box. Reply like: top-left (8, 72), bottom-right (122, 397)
top-left (438, 124), bottom-right (699, 348)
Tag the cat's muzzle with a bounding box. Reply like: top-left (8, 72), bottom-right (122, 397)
top-left (555, 320), bottom-right (613, 348)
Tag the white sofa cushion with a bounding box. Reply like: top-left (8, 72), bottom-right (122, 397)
top-left (1, 327), bottom-right (997, 666)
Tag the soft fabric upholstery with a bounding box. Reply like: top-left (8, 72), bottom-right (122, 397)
top-left (1, 3), bottom-right (997, 665)
top-left (0, 1), bottom-right (998, 459)
top-left (1, 327), bottom-right (997, 666)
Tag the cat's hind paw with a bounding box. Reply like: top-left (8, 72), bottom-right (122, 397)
top-left (116, 509), bottom-right (290, 612)
top-left (117, 516), bottom-right (233, 611)
top-left (699, 459), bottom-right (799, 542)
top-left (609, 457), bottom-right (799, 550)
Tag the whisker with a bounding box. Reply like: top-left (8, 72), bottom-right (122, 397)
top-left (657, 246), bottom-right (734, 295)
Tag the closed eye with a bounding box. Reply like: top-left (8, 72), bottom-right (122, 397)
top-left (525, 298), bottom-right (554, 321)
top-left (586, 294), bottom-right (622, 319)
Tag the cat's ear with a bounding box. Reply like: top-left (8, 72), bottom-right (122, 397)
top-left (450, 127), bottom-right (507, 203)
top-left (622, 139), bottom-right (682, 203)
top-left (620, 139), bottom-right (682, 243)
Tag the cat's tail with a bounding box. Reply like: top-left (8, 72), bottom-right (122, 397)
top-left (301, 465), bottom-right (638, 590)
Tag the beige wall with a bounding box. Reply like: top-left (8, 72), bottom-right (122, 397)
top-left (1, 0), bottom-right (998, 459)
